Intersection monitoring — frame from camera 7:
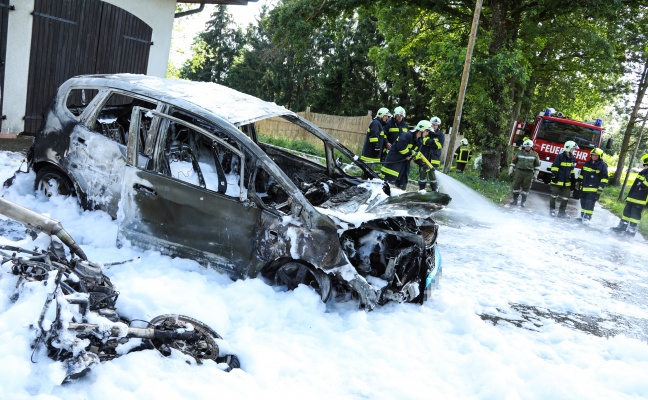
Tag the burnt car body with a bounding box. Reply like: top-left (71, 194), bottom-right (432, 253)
top-left (27, 74), bottom-right (450, 309)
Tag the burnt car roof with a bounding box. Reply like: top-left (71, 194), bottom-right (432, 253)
top-left (66, 74), bottom-right (295, 127)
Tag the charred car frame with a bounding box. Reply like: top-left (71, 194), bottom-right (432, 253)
top-left (26, 74), bottom-right (449, 310)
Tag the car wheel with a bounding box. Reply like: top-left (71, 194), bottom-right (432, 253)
top-left (35, 166), bottom-right (75, 198)
top-left (274, 261), bottom-right (332, 302)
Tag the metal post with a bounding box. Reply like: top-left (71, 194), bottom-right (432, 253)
top-left (443, 0), bottom-right (483, 173)
top-left (619, 114), bottom-right (647, 200)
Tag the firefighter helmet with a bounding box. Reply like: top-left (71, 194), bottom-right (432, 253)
top-left (460, 138), bottom-right (469, 145)
top-left (564, 140), bottom-right (578, 152)
top-left (523, 139), bottom-right (533, 147)
top-left (641, 153), bottom-right (648, 165)
top-left (430, 116), bottom-right (441, 125)
top-left (394, 106), bottom-right (406, 117)
top-left (415, 120), bottom-right (432, 132)
top-left (590, 148), bottom-right (604, 157)
top-left (376, 108), bottom-right (392, 118)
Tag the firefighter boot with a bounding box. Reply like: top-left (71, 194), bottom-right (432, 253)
top-left (429, 182), bottom-right (438, 192)
top-left (557, 201), bottom-right (568, 218)
top-left (419, 181), bottom-right (426, 191)
top-left (520, 194), bottom-right (527, 208)
top-left (611, 220), bottom-right (628, 232)
top-left (510, 193), bottom-right (519, 206)
top-left (582, 214), bottom-right (591, 225)
top-left (625, 223), bottom-right (637, 236)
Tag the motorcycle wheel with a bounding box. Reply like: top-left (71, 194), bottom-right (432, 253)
top-left (149, 314), bottom-right (220, 363)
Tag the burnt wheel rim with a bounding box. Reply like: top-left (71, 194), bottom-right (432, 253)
top-left (274, 262), bottom-right (332, 302)
top-left (148, 314), bottom-right (221, 363)
top-left (37, 172), bottom-right (72, 197)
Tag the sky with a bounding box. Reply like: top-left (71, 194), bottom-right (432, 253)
top-left (1, 148), bottom-right (647, 399)
top-left (169, 1), bottom-right (273, 70)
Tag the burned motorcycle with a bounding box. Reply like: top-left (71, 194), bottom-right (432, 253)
top-left (0, 197), bottom-right (239, 383)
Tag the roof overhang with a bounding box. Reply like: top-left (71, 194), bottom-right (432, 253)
top-left (176, 1), bottom-right (258, 4)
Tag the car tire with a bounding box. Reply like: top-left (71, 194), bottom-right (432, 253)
top-left (274, 261), bottom-right (332, 302)
top-left (34, 166), bottom-right (75, 198)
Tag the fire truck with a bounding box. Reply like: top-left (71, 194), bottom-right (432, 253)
top-left (509, 108), bottom-right (611, 184)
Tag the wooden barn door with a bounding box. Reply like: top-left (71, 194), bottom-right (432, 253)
top-left (0, 0), bottom-right (11, 132)
top-left (24, 0), bottom-right (152, 134)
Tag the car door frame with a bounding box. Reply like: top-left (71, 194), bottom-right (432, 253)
top-left (118, 106), bottom-right (266, 278)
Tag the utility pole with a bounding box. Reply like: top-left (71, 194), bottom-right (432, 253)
top-left (619, 114), bottom-right (647, 200)
top-left (443, 0), bottom-right (483, 173)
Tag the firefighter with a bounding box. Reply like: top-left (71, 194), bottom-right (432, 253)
top-left (611, 153), bottom-right (648, 236)
top-left (383, 106), bottom-right (408, 160)
top-left (361, 107), bottom-right (391, 168)
top-left (508, 139), bottom-right (540, 207)
top-left (382, 120), bottom-right (431, 190)
top-left (454, 138), bottom-right (472, 173)
top-left (417, 116), bottom-right (444, 191)
top-left (575, 148), bottom-right (608, 224)
top-left (549, 140), bottom-right (577, 217)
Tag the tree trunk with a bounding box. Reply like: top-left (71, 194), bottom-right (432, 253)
top-left (613, 58), bottom-right (648, 185)
top-left (481, 0), bottom-right (510, 179)
top-left (481, 147), bottom-right (505, 179)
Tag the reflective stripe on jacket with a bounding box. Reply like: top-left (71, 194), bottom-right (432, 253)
top-left (550, 151), bottom-right (576, 187)
top-left (511, 149), bottom-right (540, 172)
top-left (454, 145), bottom-right (472, 163)
top-left (578, 158), bottom-right (608, 193)
top-left (361, 118), bottom-right (387, 163)
top-left (381, 130), bottom-right (417, 177)
top-left (626, 168), bottom-right (648, 205)
top-left (384, 118), bottom-right (408, 145)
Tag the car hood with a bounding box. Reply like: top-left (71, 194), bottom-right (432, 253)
top-left (315, 181), bottom-right (451, 226)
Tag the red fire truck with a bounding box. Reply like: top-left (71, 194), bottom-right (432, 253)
top-left (509, 108), bottom-right (610, 184)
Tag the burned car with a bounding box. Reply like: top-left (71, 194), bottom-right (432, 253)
top-left (26, 74), bottom-right (450, 310)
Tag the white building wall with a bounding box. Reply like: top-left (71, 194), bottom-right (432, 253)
top-left (2, 0), bottom-right (35, 134)
top-left (1, 0), bottom-right (176, 134)
top-left (104, 0), bottom-right (176, 78)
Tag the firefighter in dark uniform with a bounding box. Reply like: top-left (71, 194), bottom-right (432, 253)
top-left (417, 116), bottom-right (444, 191)
top-left (382, 120), bottom-right (431, 190)
top-left (549, 140), bottom-right (577, 217)
top-left (361, 107), bottom-right (391, 169)
top-left (508, 139), bottom-right (540, 207)
top-left (611, 153), bottom-right (648, 236)
top-left (454, 138), bottom-right (472, 173)
top-left (575, 148), bottom-right (608, 224)
top-left (383, 106), bottom-right (408, 161)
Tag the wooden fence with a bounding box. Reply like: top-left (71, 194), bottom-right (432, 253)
top-left (256, 107), bottom-right (372, 153)
top-left (256, 107), bottom-right (464, 164)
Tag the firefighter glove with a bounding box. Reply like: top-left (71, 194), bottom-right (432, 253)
top-left (533, 170), bottom-right (539, 180)
top-left (508, 165), bottom-right (515, 177)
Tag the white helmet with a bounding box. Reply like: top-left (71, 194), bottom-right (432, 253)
top-left (430, 116), bottom-right (441, 125)
top-left (460, 138), bottom-right (469, 145)
top-left (415, 120), bottom-right (432, 132)
top-left (522, 139), bottom-right (533, 147)
top-left (564, 140), bottom-right (578, 153)
top-left (394, 106), bottom-right (406, 117)
top-left (376, 107), bottom-right (392, 118)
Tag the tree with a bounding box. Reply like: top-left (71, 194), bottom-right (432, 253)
top-left (610, 3), bottom-right (648, 186)
top-left (180, 6), bottom-right (244, 83)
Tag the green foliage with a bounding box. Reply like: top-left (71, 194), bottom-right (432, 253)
top-left (257, 134), bottom-right (325, 157)
top-left (180, 6), bottom-right (244, 83)
top-left (449, 167), bottom-right (512, 204)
